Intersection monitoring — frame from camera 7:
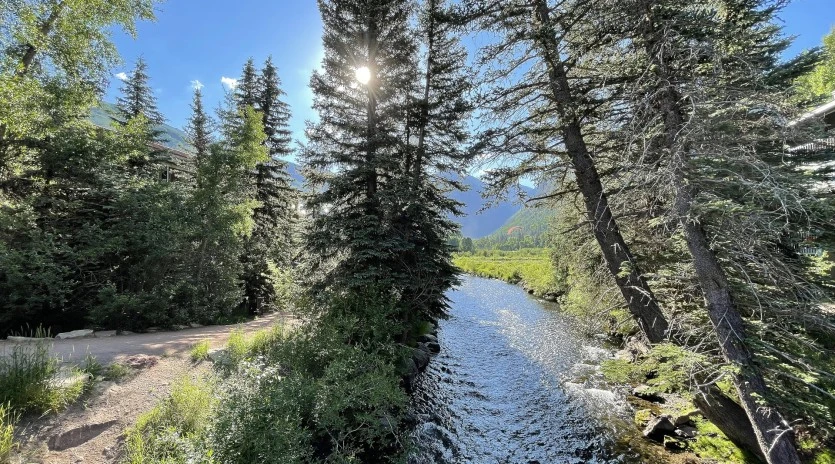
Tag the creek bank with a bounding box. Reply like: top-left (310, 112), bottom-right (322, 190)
top-left (403, 322), bottom-right (440, 393)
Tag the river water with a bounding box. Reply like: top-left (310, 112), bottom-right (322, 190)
top-left (410, 275), bottom-right (640, 464)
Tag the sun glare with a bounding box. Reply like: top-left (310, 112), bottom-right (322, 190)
top-left (355, 66), bottom-right (371, 85)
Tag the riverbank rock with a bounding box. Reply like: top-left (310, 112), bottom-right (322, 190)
top-left (663, 435), bottom-right (688, 451)
top-left (426, 341), bottom-right (441, 353)
top-left (94, 330), bottom-right (117, 338)
top-left (643, 415), bottom-right (676, 440)
top-left (673, 409), bottom-right (700, 426)
top-left (55, 329), bottom-right (94, 340)
top-left (417, 334), bottom-right (437, 344)
top-left (413, 344), bottom-right (431, 371)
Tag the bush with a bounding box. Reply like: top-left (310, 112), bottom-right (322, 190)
top-left (210, 293), bottom-right (408, 463)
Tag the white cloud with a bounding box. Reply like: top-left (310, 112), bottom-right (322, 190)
top-left (190, 79), bottom-right (204, 90)
top-left (220, 76), bottom-right (238, 90)
top-left (115, 72), bottom-right (128, 81)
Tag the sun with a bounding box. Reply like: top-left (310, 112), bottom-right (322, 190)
top-left (355, 66), bottom-right (371, 85)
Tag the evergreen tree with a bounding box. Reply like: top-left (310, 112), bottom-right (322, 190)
top-left (226, 57), bottom-right (298, 314)
top-left (116, 57), bottom-right (165, 126)
top-left (259, 56), bottom-right (293, 157)
top-left (186, 87), bottom-right (212, 162)
top-left (303, 0), bottom-right (418, 310)
top-left (234, 57), bottom-right (259, 108)
top-left (392, 0), bottom-right (473, 321)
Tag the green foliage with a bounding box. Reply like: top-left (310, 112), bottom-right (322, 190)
top-left (190, 340), bottom-right (211, 362)
top-left (453, 248), bottom-right (561, 296)
top-left (124, 377), bottom-right (217, 464)
top-left (795, 27), bottom-right (835, 102)
top-left (211, 294), bottom-right (408, 463)
top-left (602, 344), bottom-right (707, 394)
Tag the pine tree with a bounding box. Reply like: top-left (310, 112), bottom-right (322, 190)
top-left (392, 0), bottom-right (473, 322)
top-left (116, 57), bottom-right (165, 126)
top-left (186, 87), bottom-right (213, 166)
top-left (464, 0), bottom-right (670, 342)
top-left (236, 57), bottom-right (297, 314)
top-left (234, 58), bottom-right (259, 108)
top-left (303, 0), bottom-right (418, 306)
top-left (259, 56), bottom-right (293, 157)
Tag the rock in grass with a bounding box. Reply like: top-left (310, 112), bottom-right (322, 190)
top-left (675, 424), bottom-right (698, 439)
top-left (632, 385), bottom-right (665, 403)
top-left (55, 329), bottom-right (94, 340)
top-left (673, 409), bottom-right (700, 426)
top-left (643, 415), bottom-right (676, 440)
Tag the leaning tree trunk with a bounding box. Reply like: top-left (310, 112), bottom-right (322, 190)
top-left (531, 0), bottom-right (669, 343)
top-left (645, 15), bottom-right (801, 461)
top-left (672, 182), bottom-right (799, 464)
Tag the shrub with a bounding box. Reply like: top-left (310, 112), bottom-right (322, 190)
top-left (190, 340), bottom-right (211, 362)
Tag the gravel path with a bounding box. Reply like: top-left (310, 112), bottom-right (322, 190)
top-left (5, 312), bottom-right (301, 464)
top-left (1, 312), bottom-right (297, 365)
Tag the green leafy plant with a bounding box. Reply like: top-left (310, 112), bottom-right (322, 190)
top-left (190, 340), bottom-right (211, 362)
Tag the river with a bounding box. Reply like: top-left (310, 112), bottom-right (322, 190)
top-left (410, 275), bottom-right (640, 463)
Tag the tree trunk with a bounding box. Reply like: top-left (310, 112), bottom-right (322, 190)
top-left (644, 7), bottom-right (801, 460)
top-left (695, 386), bottom-right (767, 463)
top-left (531, 0), bottom-right (669, 343)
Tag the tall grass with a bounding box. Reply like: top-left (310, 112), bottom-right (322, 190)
top-left (0, 340), bottom-right (84, 414)
top-left (0, 402), bottom-right (17, 462)
top-left (453, 249), bottom-right (562, 296)
top-left (124, 377), bottom-right (216, 464)
top-left (190, 340), bottom-right (211, 362)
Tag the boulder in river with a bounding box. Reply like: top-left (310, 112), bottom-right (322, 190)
top-left (426, 341), bottom-right (441, 354)
top-left (642, 415), bottom-right (676, 440)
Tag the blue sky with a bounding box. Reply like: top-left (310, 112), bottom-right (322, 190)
top-left (105, 0), bottom-right (835, 158)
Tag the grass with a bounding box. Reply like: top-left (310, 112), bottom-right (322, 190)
top-left (123, 377), bottom-right (216, 464)
top-left (453, 248), bottom-right (561, 296)
top-left (0, 403), bottom-right (17, 462)
top-left (190, 340), bottom-right (211, 362)
top-left (0, 340), bottom-right (87, 414)
top-left (219, 325), bottom-right (285, 369)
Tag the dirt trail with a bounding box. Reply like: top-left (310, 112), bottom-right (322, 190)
top-left (7, 313), bottom-right (298, 464)
top-left (0, 312), bottom-right (292, 365)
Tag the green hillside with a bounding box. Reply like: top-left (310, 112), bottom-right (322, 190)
top-left (475, 206), bottom-right (554, 249)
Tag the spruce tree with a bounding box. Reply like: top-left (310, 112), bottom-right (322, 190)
top-left (259, 56), bottom-right (293, 157)
top-left (303, 0), bottom-right (417, 308)
top-left (186, 87), bottom-right (212, 164)
top-left (392, 0), bottom-right (473, 322)
top-left (236, 56), bottom-right (297, 314)
top-left (234, 58), bottom-right (259, 108)
top-left (116, 57), bottom-right (165, 126)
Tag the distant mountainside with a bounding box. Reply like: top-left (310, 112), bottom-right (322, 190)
top-left (450, 176), bottom-right (535, 238)
top-left (483, 182), bottom-right (556, 242)
top-left (91, 103), bottom-right (525, 238)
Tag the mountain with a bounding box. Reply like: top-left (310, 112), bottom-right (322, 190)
top-left (449, 176), bottom-right (535, 238)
